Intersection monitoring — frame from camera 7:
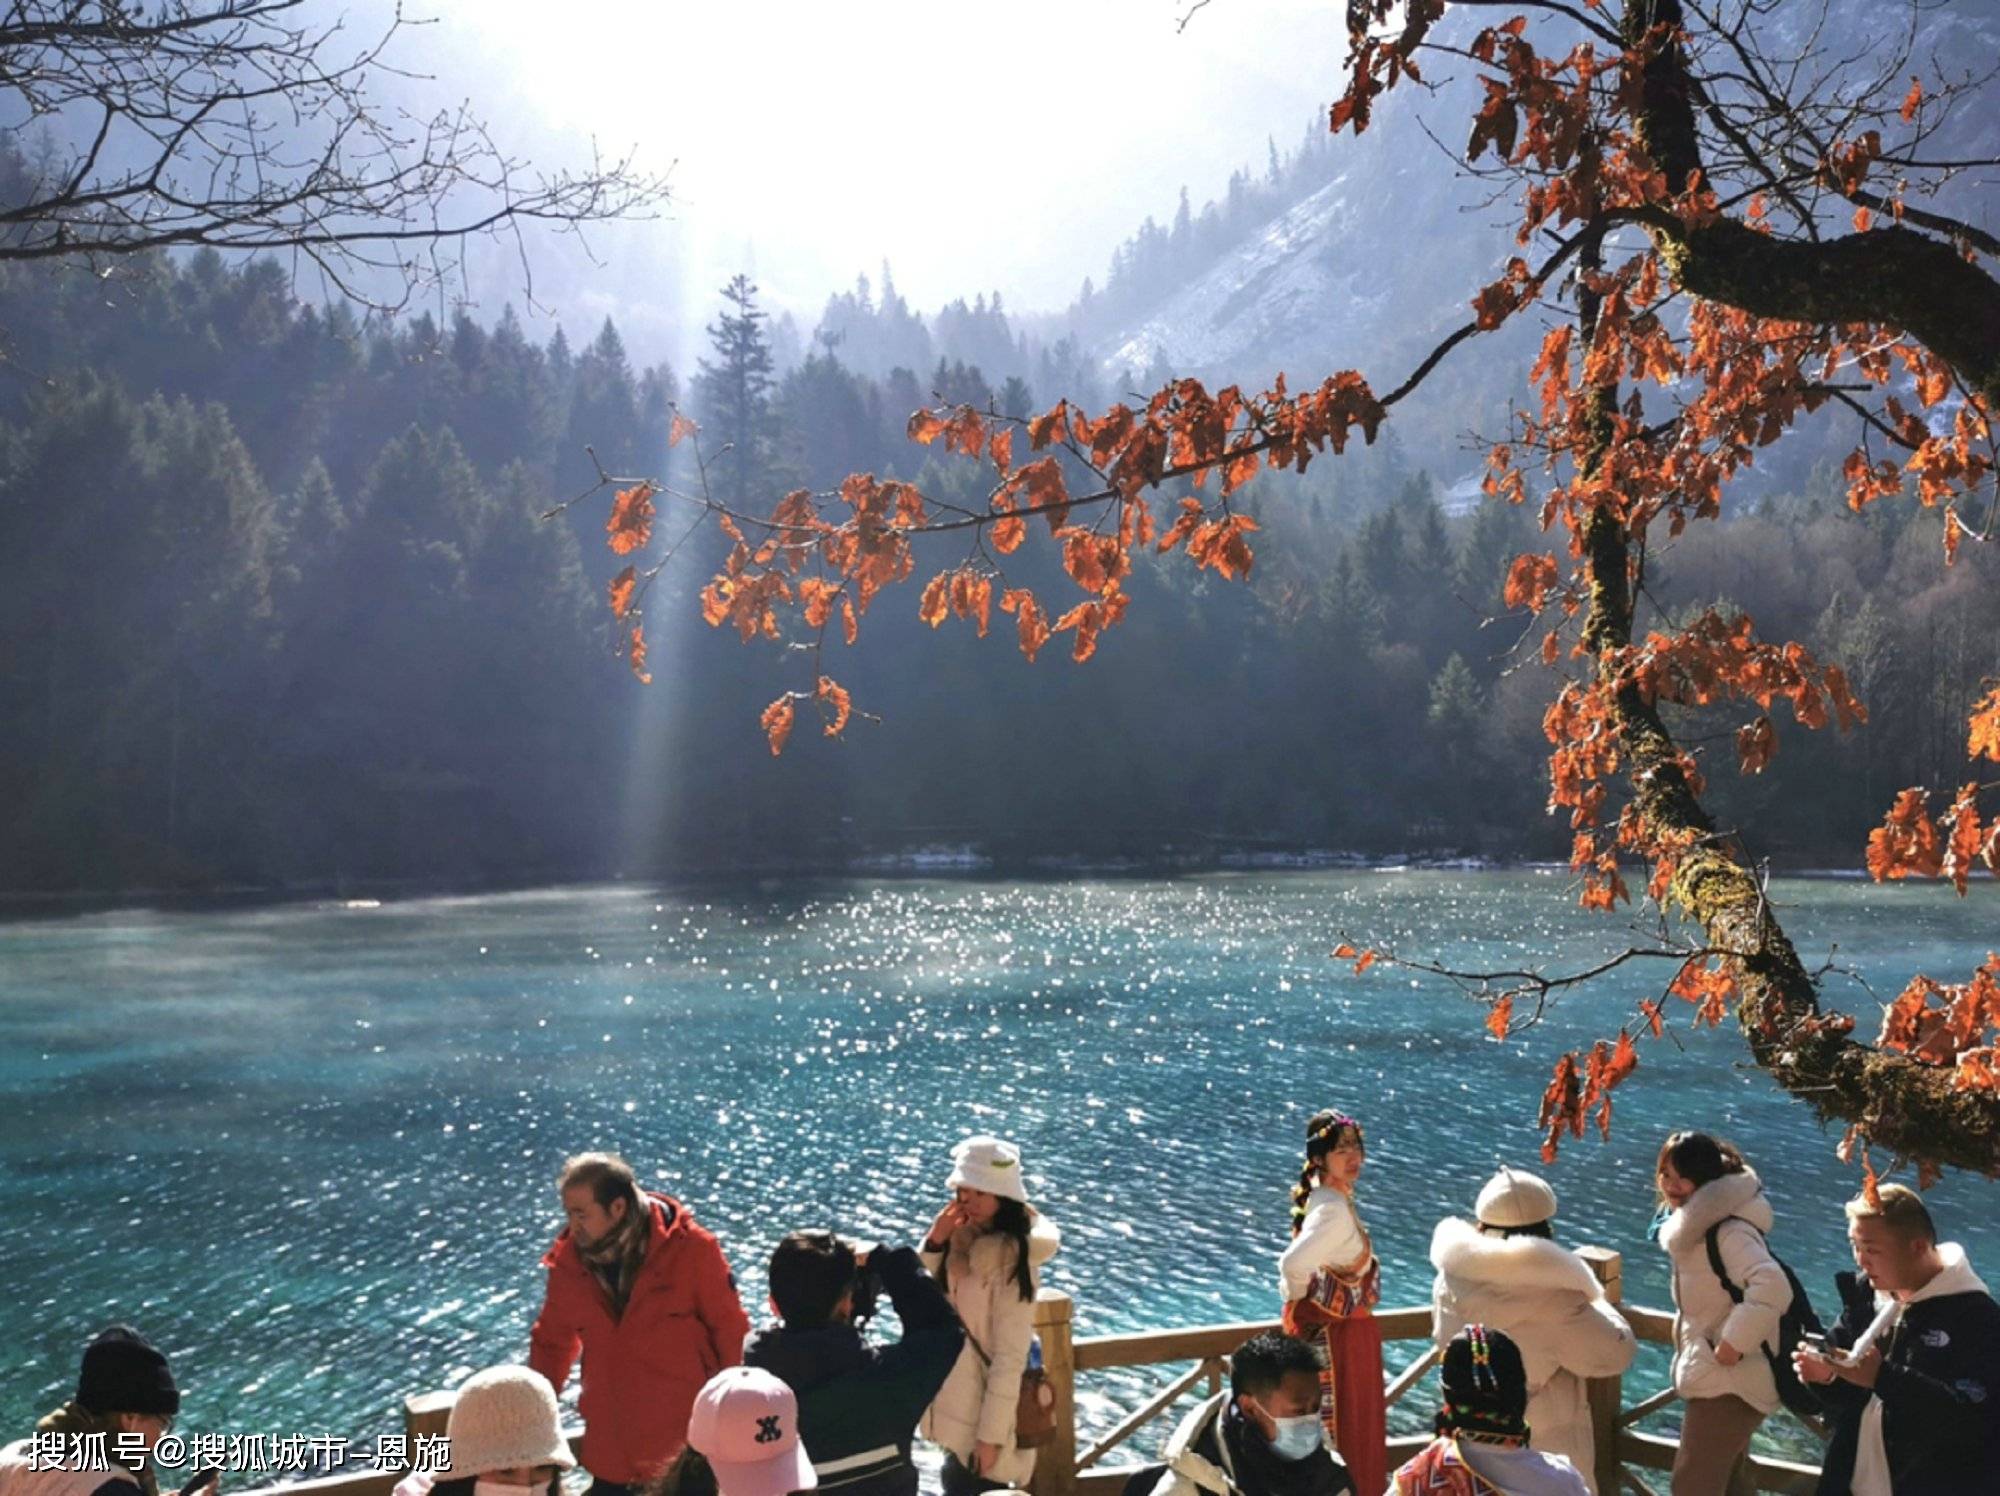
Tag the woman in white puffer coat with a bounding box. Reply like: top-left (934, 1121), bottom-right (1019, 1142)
top-left (920, 1135), bottom-right (1062, 1496)
top-left (1654, 1131), bottom-right (1792, 1496)
top-left (1431, 1167), bottom-right (1635, 1494)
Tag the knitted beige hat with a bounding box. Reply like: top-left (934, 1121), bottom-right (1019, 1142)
top-left (1474, 1166), bottom-right (1558, 1230)
top-left (443, 1365), bottom-right (575, 1476)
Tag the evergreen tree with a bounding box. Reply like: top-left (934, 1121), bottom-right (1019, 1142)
top-left (692, 274), bottom-right (778, 509)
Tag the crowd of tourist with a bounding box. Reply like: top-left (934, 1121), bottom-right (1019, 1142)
top-left (1, 1122), bottom-right (1992, 1496)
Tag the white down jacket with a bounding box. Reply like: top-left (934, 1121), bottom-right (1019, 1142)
top-left (1430, 1217), bottom-right (1636, 1494)
top-left (921, 1212), bottom-right (1062, 1488)
top-left (1657, 1168), bottom-right (1792, 1413)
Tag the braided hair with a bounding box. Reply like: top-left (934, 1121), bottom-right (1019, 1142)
top-left (1289, 1108), bottom-right (1363, 1237)
top-left (1435, 1324), bottom-right (1531, 1446)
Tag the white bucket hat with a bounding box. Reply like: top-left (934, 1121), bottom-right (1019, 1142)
top-left (947, 1135), bottom-right (1029, 1204)
top-left (1475, 1166), bottom-right (1558, 1230)
top-left (443, 1365), bottom-right (575, 1476)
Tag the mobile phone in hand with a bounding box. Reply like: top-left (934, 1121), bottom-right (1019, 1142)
top-left (178, 1467), bottom-right (222, 1496)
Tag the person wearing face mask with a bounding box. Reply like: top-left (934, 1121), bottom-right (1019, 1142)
top-left (0, 1327), bottom-right (213, 1496)
top-left (1390, 1325), bottom-right (1590, 1496)
top-left (919, 1136), bottom-right (1063, 1496)
top-left (1277, 1110), bottom-right (1384, 1496)
top-left (1136, 1331), bottom-right (1353, 1496)
top-left (391, 1364), bottom-right (574, 1496)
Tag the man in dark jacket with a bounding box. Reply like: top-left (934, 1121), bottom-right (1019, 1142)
top-left (1795, 1184), bottom-right (2000, 1495)
top-left (743, 1232), bottom-right (963, 1496)
top-left (1130, 1331), bottom-right (1352, 1496)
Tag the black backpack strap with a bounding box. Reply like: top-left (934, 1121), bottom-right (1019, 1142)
top-left (1704, 1218), bottom-right (1746, 1303)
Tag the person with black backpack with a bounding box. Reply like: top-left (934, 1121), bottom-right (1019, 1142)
top-left (1653, 1132), bottom-right (1794, 1496)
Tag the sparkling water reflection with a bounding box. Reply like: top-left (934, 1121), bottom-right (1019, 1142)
top-left (1, 873), bottom-right (1994, 1477)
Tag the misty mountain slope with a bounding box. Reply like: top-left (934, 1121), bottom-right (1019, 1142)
top-left (1094, 149), bottom-right (1540, 477)
top-left (1078, 0), bottom-right (1999, 479)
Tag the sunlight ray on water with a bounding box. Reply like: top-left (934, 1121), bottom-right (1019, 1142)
top-left (1, 872), bottom-right (1994, 1473)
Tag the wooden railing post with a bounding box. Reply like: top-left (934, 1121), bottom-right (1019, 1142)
top-left (1031, 1288), bottom-right (1077, 1496)
top-left (1577, 1246), bottom-right (1624, 1496)
top-left (403, 1389), bottom-right (453, 1472)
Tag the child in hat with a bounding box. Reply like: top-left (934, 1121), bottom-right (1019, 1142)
top-left (1390, 1326), bottom-right (1590, 1496)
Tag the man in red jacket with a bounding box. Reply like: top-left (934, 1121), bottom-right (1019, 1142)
top-left (529, 1153), bottom-right (751, 1496)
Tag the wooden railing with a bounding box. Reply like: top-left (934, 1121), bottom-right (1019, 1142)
top-left (269, 1247), bottom-right (1823, 1496)
top-left (1025, 1246), bottom-right (1824, 1496)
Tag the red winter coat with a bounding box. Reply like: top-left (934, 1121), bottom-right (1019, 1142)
top-left (529, 1193), bottom-right (750, 1484)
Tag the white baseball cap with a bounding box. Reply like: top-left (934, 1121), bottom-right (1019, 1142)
top-left (687, 1367), bottom-right (817, 1496)
top-left (947, 1135), bottom-right (1029, 1204)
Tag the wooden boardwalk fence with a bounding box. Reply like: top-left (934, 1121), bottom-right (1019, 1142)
top-left (270, 1248), bottom-right (1822, 1496)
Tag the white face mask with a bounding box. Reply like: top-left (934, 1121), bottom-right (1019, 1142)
top-left (1261, 1408), bottom-right (1325, 1462)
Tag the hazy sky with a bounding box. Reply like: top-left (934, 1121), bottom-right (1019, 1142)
top-left (417, 0), bottom-right (1347, 329)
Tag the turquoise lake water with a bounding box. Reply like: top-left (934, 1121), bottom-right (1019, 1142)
top-left (2, 872), bottom-right (1995, 1480)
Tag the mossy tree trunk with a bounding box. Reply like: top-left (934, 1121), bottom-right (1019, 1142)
top-left (1563, 3), bottom-right (2000, 1172)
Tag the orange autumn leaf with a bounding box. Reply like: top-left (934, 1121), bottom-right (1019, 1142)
top-left (1156, 498), bottom-right (1205, 554)
top-left (1867, 787), bottom-right (1943, 882)
top-left (626, 624), bottom-right (651, 685)
top-left (606, 482), bottom-right (656, 556)
top-left (1027, 400), bottom-right (1070, 450)
top-left (668, 413), bottom-right (698, 448)
top-left (1736, 715), bottom-right (1776, 774)
top-left (1942, 783), bottom-right (1985, 896)
top-left (989, 499), bottom-right (1027, 555)
top-left (919, 572), bottom-right (950, 628)
top-left (1504, 552), bottom-right (1561, 612)
top-left (1537, 1051), bottom-right (1583, 1163)
top-left (1603, 1029), bottom-right (1639, 1086)
top-left (817, 676), bottom-right (851, 737)
top-left (1185, 514), bottom-right (1258, 581)
top-left (1670, 957), bottom-right (1736, 1028)
top-left (608, 565), bottom-right (637, 620)
top-left (1900, 77), bottom-right (1923, 122)
top-left (761, 695), bottom-right (795, 756)
top-left (798, 577), bottom-right (839, 630)
top-left (1014, 456), bottom-right (1071, 533)
top-left (1487, 994), bottom-right (1514, 1040)
top-left (1000, 587), bottom-right (1050, 663)
top-left (1969, 684), bottom-right (2000, 762)
top-left (907, 409), bottom-right (946, 445)
top-left (840, 596), bottom-right (859, 646)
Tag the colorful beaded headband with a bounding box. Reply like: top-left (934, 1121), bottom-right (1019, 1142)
top-left (1309, 1111), bottom-right (1360, 1144)
top-left (1465, 1323), bottom-right (1497, 1393)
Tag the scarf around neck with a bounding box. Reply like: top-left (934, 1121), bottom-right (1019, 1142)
top-left (579, 1196), bottom-right (653, 1317)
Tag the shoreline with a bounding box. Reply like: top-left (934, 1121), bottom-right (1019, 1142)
top-left (0, 848), bottom-right (1899, 921)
